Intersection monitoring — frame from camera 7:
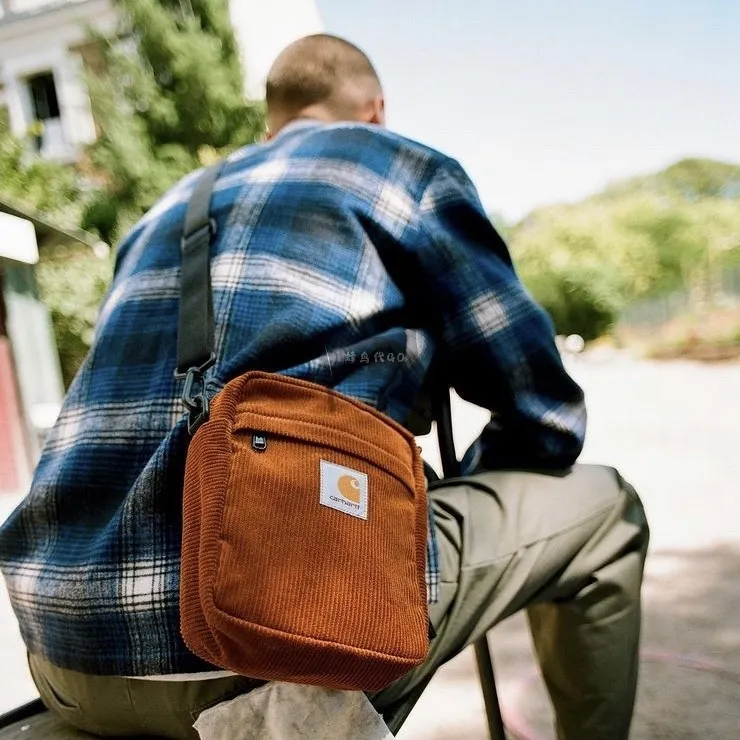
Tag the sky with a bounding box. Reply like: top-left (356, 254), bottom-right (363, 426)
top-left (315, 0), bottom-right (739, 221)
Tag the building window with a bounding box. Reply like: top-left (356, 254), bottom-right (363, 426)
top-left (24, 71), bottom-right (70, 158)
top-left (27, 71), bottom-right (60, 121)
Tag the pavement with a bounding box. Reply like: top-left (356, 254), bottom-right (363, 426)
top-left (399, 353), bottom-right (740, 739)
top-left (1, 353), bottom-right (739, 738)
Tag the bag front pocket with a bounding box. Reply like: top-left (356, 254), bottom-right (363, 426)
top-left (212, 412), bottom-right (425, 656)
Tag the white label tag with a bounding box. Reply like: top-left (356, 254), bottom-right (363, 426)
top-left (319, 460), bottom-right (368, 520)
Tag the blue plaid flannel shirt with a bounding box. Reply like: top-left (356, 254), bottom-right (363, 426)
top-left (0, 120), bottom-right (585, 676)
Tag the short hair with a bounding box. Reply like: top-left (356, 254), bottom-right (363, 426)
top-left (265, 34), bottom-right (381, 119)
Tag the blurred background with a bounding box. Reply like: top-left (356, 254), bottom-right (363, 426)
top-left (0, 1), bottom-right (738, 737)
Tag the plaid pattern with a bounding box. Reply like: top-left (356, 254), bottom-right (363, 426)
top-left (0, 120), bottom-right (585, 676)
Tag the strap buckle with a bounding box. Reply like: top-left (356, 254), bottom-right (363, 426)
top-left (174, 353), bottom-right (215, 435)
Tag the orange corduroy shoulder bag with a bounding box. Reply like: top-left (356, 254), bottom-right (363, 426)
top-left (175, 164), bottom-right (430, 692)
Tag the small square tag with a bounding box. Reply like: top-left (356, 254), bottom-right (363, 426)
top-left (319, 460), bottom-right (368, 520)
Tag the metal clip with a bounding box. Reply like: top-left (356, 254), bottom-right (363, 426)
top-left (175, 354), bottom-right (216, 435)
top-left (182, 371), bottom-right (209, 435)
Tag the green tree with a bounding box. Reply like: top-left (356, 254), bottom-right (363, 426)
top-left (35, 244), bottom-right (113, 387)
top-left (681, 198), bottom-right (740, 306)
top-left (511, 201), bottom-right (659, 338)
top-left (508, 158), bottom-right (740, 339)
top-left (83, 0), bottom-right (265, 243)
top-left (0, 110), bottom-right (82, 227)
top-left (602, 158), bottom-right (740, 202)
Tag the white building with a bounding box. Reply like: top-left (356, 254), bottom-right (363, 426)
top-left (0, 0), bottom-right (322, 162)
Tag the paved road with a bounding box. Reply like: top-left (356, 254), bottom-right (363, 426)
top-left (401, 353), bottom-right (740, 739)
top-left (2, 355), bottom-right (739, 737)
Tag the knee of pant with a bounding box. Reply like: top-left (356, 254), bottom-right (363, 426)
top-left (611, 468), bottom-right (650, 541)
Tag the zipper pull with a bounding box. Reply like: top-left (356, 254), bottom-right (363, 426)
top-left (252, 434), bottom-right (268, 452)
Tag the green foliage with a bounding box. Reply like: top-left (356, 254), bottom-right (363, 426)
top-left (83, 0), bottom-right (265, 244)
top-left (508, 158), bottom-right (740, 339)
top-left (0, 112), bottom-right (83, 228)
top-left (606, 158), bottom-right (740, 201)
top-left (2, 1), bottom-right (266, 383)
top-left (35, 244), bottom-right (113, 387)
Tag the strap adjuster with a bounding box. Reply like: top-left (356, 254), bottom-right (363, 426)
top-left (181, 218), bottom-right (218, 251)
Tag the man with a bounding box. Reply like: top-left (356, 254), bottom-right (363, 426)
top-left (0, 34), bottom-right (648, 739)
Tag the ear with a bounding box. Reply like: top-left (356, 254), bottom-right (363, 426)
top-left (368, 95), bottom-right (386, 127)
top-left (264, 111), bottom-right (282, 140)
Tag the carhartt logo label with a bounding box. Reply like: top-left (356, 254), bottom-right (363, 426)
top-left (320, 460), bottom-right (368, 520)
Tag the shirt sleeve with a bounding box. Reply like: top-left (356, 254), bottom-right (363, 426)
top-left (414, 157), bottom-right (586, 471)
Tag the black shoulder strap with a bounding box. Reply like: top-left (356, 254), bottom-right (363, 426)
top-left (175, 162), bottom-right (223, 433)
top-left (177, 163), bottom-right (222, 375)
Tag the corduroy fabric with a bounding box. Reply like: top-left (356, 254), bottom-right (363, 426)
top-left (180, 371), bottom-right (429, 691)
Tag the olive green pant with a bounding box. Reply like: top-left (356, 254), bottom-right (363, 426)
top-left (29, 464), bottom-right (649, 739)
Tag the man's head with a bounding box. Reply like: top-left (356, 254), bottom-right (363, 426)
top-left (265, 34), bottom-right (384, 136)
